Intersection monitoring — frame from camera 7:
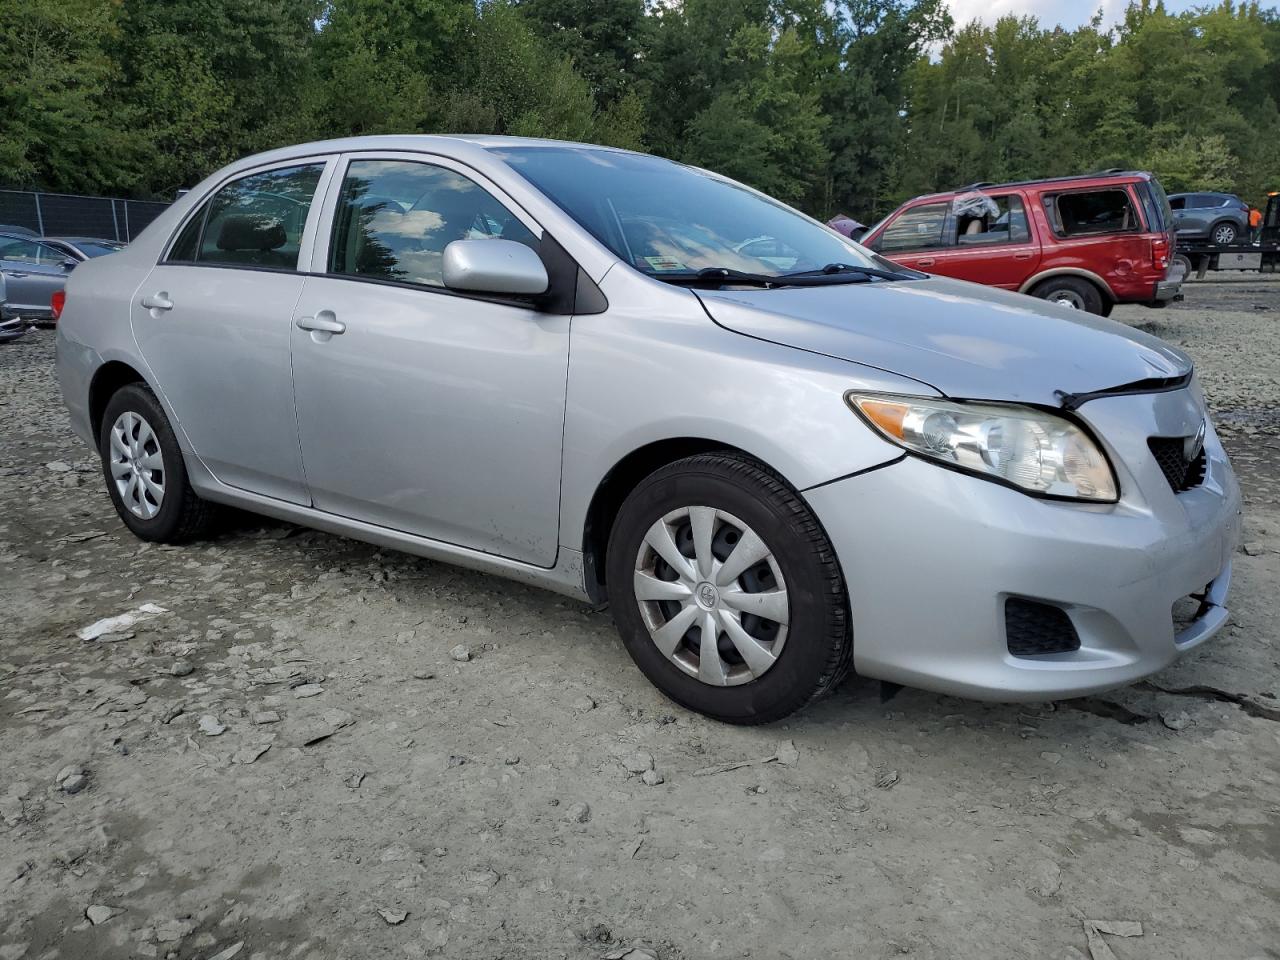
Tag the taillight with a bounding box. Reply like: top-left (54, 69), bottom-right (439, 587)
top-left (51, 289), bottom-right (65, 321)
top-left (1151, 237), bottom-right (1170, 269)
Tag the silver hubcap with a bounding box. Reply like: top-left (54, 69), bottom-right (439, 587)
top-left (634, 506), bottom-right (789, 687)
top-left (1050, 291), bottom-right (1084, 310)
top-left (109, 412), bottom-right (165, 519)
top-left (1214, 226), bottom-right (1235, 244)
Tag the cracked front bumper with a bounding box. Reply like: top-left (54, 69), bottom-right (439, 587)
top-left (804, 390), bottom-right (1242, 702)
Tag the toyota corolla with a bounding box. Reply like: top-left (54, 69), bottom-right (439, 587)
top-left (56, 136), bottom-right (1242, 723)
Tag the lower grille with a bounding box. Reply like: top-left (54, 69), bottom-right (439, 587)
top-left (1005, 598), bottom-right (1080, 657)
top-left (1148, 437), bottom-right (1206, 493)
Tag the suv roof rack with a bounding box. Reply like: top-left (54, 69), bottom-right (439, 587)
top-left (944, 170), bottom-right (1147, 194)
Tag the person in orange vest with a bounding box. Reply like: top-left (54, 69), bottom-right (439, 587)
top-left (1249, 204), bottom-right (1263, 242)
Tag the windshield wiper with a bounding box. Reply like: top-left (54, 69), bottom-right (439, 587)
top-left (655, 266), bottom-right (903, 289)
top-left (781, 262), bottom-right (916, 282)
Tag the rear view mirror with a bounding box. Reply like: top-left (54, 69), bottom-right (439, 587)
top-left (442, 239), bottom-right (548, 297)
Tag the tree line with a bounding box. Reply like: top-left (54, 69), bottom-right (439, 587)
top-left (3, 0), bottom-right (1278, 222)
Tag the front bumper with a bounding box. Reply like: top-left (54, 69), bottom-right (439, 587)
top-left (804, 389), bottom-right (1242, 701)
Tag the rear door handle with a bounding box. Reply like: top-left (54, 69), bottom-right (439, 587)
top-left (140, 292), bottom-right (174, 311)
top-left (1013, 252), bottom-right (1033, 261)
top-left (916, 257), bottom-right (935, 267)
top-left (296, 311), bottom-right (346, 335)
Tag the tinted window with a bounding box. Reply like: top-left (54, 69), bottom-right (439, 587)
top-left (954, 194), bottom-right (1030, 245)
top-left (1047, 190), bottom-right (1138, 237)
top-left (879, 202), bottom-right (950, 252)
top-left (74, 241), bottom-right (125, 258)
top-left (328, 160), bottom-right (538, 288)
top-left (1137, 178), bottom-right (1170, 232)
top-left (172, 163), bottom-right (324, 270)
top-left (493, 146), bottom-right (881, 278)
top-left (1169, 196), bottom-right (1186, 210)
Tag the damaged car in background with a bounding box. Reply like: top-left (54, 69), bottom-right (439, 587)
top-left (863, 171), bottom-right (1182, 316)
top-left (56, 136), bottom-right (1240, 723)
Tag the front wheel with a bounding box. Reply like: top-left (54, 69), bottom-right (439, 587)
top-left (605, 453), bottom-right (852, 724)
top-left (99, 384), bottom-right (219, 543)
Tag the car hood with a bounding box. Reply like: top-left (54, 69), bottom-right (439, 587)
top-left (696, 276), bottom-right (1192, 405)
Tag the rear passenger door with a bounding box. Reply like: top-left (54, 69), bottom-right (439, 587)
top-left (130, 158), bottom-right (335, 504)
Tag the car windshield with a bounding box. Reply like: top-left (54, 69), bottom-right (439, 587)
top-left (492, 146), bottom-right (880, 280)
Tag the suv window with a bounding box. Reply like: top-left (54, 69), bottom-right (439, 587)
top-left (953, 194), bottom-right (1030, 245)
top-left (1045, 189), bottom-right (1139, 238)
top-left (328, 160), bottom-right (538, 288)
top-left (167, 163), bottom-right (325, 270)
top-left (878, 201), bottom-right (950, 252)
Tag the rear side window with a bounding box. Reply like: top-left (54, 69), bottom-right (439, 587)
top-left (1135, 180), bottom-right (1169, 232)
top-left (1044, 189), bottom-right (1139, 238)
top-left (877, 202), bottom-right (950, 252)
top-left (166, 163), bottom-right (325, 270)
top-left (328, 159), bottom-right (538, 288)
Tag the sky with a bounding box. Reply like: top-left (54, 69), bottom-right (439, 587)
top-left (944, 0), bottom-right (1200, 29)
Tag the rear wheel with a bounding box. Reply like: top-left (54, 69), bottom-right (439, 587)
top-left (606, 453), bottom-right (851, 724)
top-left (99, 384), bottom-right (218, 543)
top-left (1210, 220), bottom-right (1239, 246)
top-left (1030, 276), bottom-right (1105, 316)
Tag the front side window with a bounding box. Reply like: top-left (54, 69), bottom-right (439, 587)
top-left (953, 193), bottom-right (1030, 245)
top-left (167, 163), bottom-right (325, 270)
top-left (1046, 189), bottom-right (1138, 237)
top-left (328, 160), bottom-right (538, 288)
top-left (877, 202), bottom-right (951, 253)
top-left (493, 146), bottom-right (881, 278)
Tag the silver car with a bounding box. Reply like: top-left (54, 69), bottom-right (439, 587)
top-left (56, 137), bottom-right (1242, 723)
top-left (1, 232), bottom-right (79, 323)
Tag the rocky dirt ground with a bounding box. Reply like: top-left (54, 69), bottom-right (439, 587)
top-left (2, 275), bottom-right (1278, 960)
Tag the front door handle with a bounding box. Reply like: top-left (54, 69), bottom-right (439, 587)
top-left (916, 257), bottom-right (936, 267)
top-left (140, 292), bottom-right (174, 311)
top-left (296, 311), bottom-right (346, 335)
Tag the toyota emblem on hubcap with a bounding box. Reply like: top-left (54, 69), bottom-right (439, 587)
top-left (696, 582), bottom-right (719, 609)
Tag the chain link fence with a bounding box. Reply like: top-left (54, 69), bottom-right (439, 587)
top-left (0, 189), bottom-right (170, 242)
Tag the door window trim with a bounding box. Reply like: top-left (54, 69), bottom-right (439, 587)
top-left (158, 154), bottom-right (339, 272)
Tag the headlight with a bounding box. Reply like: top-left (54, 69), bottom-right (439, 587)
top-left (846, 393), bottom-right (1118, 502)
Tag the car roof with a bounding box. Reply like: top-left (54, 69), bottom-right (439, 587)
top-left (907, 170), bottom-right (1153, 205)
top-left (48, 236), bottom-right (125, 245)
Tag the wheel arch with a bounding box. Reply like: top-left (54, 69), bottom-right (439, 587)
top-left (88, 360), bottom-right (149, 442)
top-left (581, 437), bottom-right (773, 604)
top-left (1018, 268), bottom-right (1115, 303)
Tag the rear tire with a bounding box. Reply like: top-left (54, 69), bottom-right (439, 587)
top-left (605, 453), bottom-right (852, 724)
top-left (1030, 276), bottom-right (1105, 316)
top-left (99, 384), bottom-right (219, 543)
top-left (1210, 220), bottom-right (1238, 246)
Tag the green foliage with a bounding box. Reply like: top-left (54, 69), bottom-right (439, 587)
top-left (5, 0), bottom-right (1280, 218)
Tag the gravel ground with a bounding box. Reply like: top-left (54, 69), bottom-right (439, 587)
top-left (2, 275), bottom-right (1278, 960)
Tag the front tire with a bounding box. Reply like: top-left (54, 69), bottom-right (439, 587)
top-left (605, 453), bottom-right (852, 724)
top-left (99, 384), bottom-right (218, 543)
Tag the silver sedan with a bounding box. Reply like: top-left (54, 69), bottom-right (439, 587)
top-left (55, 136), bottom-right (1242, 723)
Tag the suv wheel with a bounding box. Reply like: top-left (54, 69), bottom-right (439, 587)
top-left (1031, 276), bottom-right (1104, 315)
top-left (1210, 221), bottom-right (1239, 246)
top-left (605, 453), bottom-right (852, 724)
top-left (99, 384), bottom-right (219, 543)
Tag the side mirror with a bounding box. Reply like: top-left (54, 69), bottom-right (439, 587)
top-left (62, 258), bottom-right (78, 271)
top-left (442, 239), bottom-right (548, 297)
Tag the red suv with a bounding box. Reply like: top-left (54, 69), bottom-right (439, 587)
top-left (861, 171), bottom-right (1181, 316)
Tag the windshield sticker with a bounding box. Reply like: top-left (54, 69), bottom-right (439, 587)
top-left (644, 255), bottom-right (687, 272)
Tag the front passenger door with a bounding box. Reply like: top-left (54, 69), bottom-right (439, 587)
top-left (290, 155), bottom-right (569, 567)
